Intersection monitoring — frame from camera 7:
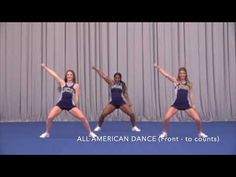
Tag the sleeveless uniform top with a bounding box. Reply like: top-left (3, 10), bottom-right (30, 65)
top-left (109, 83), bottom-right (126, 108)
top-left (172, 82), bottom-right (191, 110)
top-left (56, 83), bottom-right (76, 111)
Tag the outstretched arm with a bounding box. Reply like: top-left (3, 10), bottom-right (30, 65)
top-left (154, 64), bottom-right (177, 84)
top-left (41, 63), bottom-right (65, 87)
top-left (92, 66), bottom-right (113, 85)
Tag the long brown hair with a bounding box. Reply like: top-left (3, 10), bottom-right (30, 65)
top-left (177, 67), bottom-right (192, 87)
top-left (57, 69), bottom-right (76, 92)
top-left (64, 69), bottom-right (76, 83)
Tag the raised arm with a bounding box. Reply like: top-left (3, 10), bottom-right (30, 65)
top-left (92, 66), bottom-right (113, 85)
top-left (154, 64), bottom-right (177, 84)
top-left (41, 63), bottom-right (65, 87)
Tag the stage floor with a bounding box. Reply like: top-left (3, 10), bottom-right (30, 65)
top-left (0, 121), bottom-right (235, 155)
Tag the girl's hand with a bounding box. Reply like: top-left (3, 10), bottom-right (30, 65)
top-left (154, 63), bottom-right (160, 69)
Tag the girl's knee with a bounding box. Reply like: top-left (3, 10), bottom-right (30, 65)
top-left (129, 112), bottom-right (135, 117)
top-left (164, 116), bottom-right (171, 121)
top-left (100, 113), bottom-right (107, 119)
top-left (195, 118), bottom-right (201, 124)
top-left (80, 117), bottom-right (87, 122)
top-left (47, 116), bottom-right (54, 121)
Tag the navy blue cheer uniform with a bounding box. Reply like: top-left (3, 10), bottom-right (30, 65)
top-left (56, 83), bottom-right (76, 111)
top-left (171, 82), bottom-right (191, 110)
top-left (109, 83), bottom-right (126, 108)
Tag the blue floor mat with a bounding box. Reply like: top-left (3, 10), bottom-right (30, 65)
top-left (0, 121), bottom-right (235, 155)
